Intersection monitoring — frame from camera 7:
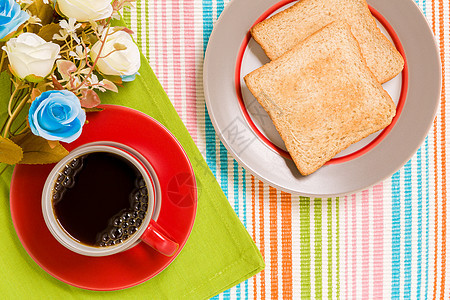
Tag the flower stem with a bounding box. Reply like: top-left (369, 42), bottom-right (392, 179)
top-left (3, 94), bottom-right (29, 138)
top-left (73, 20), bottom-right (112, 91)
top-left (59, 49), bottom-right (72, 55)
top-left (7, 83), bottom-right (26, 116)
top-left (60, 43), bottom-right (70, 51)
top-left (69, 35), bottom-right (73, 51)
top-left (1, 82), bottom-right (26, 137)
top-left (22, 3), bottom-right (33, 10)
top-left (0, 51), bottom-right (6, 72)
top-left (99, 49), bottom-right (120, 59)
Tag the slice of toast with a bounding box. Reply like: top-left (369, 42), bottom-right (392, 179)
top-left (244, 22), bottom-right (396, 176)
top-left (250, 0), bottom-right (404, 83)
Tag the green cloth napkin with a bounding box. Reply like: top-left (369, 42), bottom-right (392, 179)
top-left (0, 52), bottom-right (264, 298)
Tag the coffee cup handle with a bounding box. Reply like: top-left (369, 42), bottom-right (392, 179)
top-left (140, 219), bottom-right (179, 256)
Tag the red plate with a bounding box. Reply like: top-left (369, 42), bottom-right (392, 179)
top-left (10, 105), bottom-right (197, 291)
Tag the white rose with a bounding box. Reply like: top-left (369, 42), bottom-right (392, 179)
top-left (3, 33), bottom-right (60, 80)
top-left (56, 0), bottom-right (113, 22)
top-left (90, 30), bottom-right (140, 79)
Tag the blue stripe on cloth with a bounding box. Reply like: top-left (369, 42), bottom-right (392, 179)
top-left (233, 160), bottom-right (242, 299)
top-left (391, 170), bottom-right (401, 299)
top-left (404, 160), bottom-right (413, 298)
top-left (202, 0), bottom-right (213, 51)
top-left (219, 143), bottom-right (231, 300)
top-left (219, 147), bottom-right (229, 196)
top-left (417, 146), bottom-right (423, 298)
top-left (415, 3), bottom-right (428, 298)
top-left (425, 137), bottom-right (430, 300)
top-left (411, 3), bottom-right (426, 298)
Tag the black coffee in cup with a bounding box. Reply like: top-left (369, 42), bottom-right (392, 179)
top-left (52, 152), bottom-right (149, 247)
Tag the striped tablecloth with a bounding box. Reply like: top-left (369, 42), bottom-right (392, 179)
top-left (125, 0), bottom-right (448, 298)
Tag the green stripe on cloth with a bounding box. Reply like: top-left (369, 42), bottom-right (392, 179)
top-left (336, 199), bottom-right (340, 300)
top-left (314, 199), bottom-right (322, 299)
top-left (145, 0), bottom-right (150, 59)
top-left (123, 7), bottom-right (131, 27)
top-left (136, 0), bottom-right (143, 49)
top-left (0, 20), bottom-right (264, 299)
top-left (327, 198), bottom-right (333, 299)
top-left (299, 197), bottom-right (311, 299)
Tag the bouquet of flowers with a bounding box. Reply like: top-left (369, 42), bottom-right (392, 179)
top-left (0, 0), bottom-right (139, 170)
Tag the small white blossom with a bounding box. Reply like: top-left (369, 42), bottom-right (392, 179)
top-left (88, 20), bottom-right (105, 36)
top-left (53, 18), bottom-right (81, 44)
top-left (53, 32), bottom-right (66, 41)
top-left (87, 74), bottom-right (99, 85)
top-left (69, 45), bottom-right (90, 61)
top-left (93, 85), bottom-right (106, 92)
top-left (26, 13), bottom-right (42, 26)
top-left (79, 68), bottom-right (91, 75)
top-left (70, 76), bottom-right (82, 89)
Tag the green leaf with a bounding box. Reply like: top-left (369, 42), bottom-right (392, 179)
top-left (0, 48), bottom-right (9, 73)
top-left (11, 131), bottom-right (68, 164)
top-left (0, 136), bottom-right (23, 165)
top-left (38, 23), bottom-right (62, 42)
top-left (81, 30), bottom-right (98, 46)
top-left (102, 74), bottom-right (123, 85)
top-left (27, 0), bottom-right (56, 31)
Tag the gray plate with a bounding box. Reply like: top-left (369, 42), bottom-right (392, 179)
top-left (203, 0), bottom-right (441, 197)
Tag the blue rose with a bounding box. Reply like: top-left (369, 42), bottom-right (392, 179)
top-left (28, 90), bottom-right (86, 143)
top-left (0, 0), bottom-right (30, 40)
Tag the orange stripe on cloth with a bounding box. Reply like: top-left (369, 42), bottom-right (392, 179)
top-left (259, 181), bottom-right (266, 299)
top-left (251, 176), bottom-right (258, 300)
top-left (438, 0), bottom-right (447, 297)
top-left (281, 191), bottom-right (293, 299)
top-left (433, 117), bottom-right (439, 300)
top-left (269, 187), bottom-right (278, 299)
top-left (431, 3), bottom-right (437, 299)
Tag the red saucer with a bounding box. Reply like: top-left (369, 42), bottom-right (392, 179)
top-left (10, 105), bottom-right (197, 291)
